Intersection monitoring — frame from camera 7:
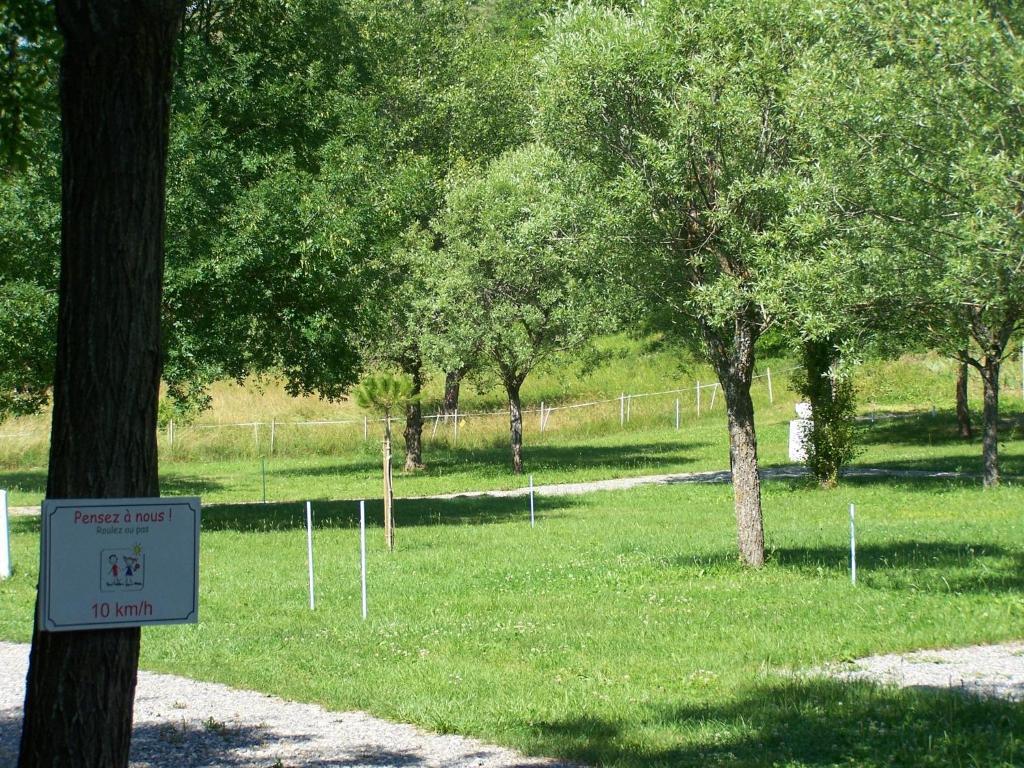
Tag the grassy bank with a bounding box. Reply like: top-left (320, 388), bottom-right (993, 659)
top-left (2, 478), bottom-right (1023, 766)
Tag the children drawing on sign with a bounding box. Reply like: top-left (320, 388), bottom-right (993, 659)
top-left (101, 548), bottom-right (145, 591)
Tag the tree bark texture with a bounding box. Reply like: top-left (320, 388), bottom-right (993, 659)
top-left (403, 358), bottom-right (424, 471)
top-left (505, 378), bottom-right (525, 474)
top-left (956, 357), bottom-right (973, 440)
top-left (979, 357), bottom-right (1001, 488)
top-left (442, 367), bottom-right (467, 415)
top-left (704, 314), bottom-right (765, 568)
top-left (19, 3), bottom-right (184, 767)
top-left (383, 418), bottom-right (395, 550)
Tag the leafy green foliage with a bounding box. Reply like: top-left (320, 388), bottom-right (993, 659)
top-left (353, 372), bottom-right (415, 419)
top-left (793, 340), bottom-right (860, 487)
top-left (430, 143), bottom-right (615, 389)
top-left (0, 0), bottom-right (58, 170)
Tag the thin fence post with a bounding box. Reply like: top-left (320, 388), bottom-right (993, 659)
top-left (0, 489), bottom-right (9, 579)
top-left (710, 383), bottom-right (718, 410)
top-left (431, 411), bottom-right (440, 438)
top-left (766, 367), bottom-right (774, 404)
top-left (360, 500), bottom-right (367, 620)
top-left (620, 393), bottom-right (625, 426)
top-left (167, 420), bottom-right (174, 452)
top-left (306, 501), bottom-right (316, 610)
top-left (261, 458), bottom-right (267, 504)
top-left (363, 416), bottom-right (368, 441)
top-left (540, 401), bottom-right (545, 433)
top-left (454, 409), bottom-right (459, 445)
top-left (270, 418), bottom-right (276, 455)
top-left (696, 382), bottom-right (701, 416)
top-left (529, 474), bottom-right (535, 528)
top-left (253, 422), bottom-right (259, 454)
top-left (675, 398), bottom-right (680, 430)
top-left (849, 503), bottom-right (857, 585)
top-left (626, 394), bottom-right (632, 423)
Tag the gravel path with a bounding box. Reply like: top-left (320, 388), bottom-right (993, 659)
top-left (6, 463), bottom-right (987, 517)
top-left (819, 641), bottom-right (1024, 701)
top-left (5, 638), bottom-right (1024, 767)
top-left (0, 642), bottom-right (576, 768)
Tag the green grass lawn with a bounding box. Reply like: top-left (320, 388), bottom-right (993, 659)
top-left (3, 478), bottom-right (1023, 766)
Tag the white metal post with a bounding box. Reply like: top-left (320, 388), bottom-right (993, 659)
top-left (620, 393), bottom-right (625, 426)
top-left (454, 409), bottom-right (459, 444)
top-left (363, 416), bottom-right (368, 441)
top-left (359, 500), bottom-right (367, 620)
top-left (710, 383), bottom-right (718, 410)
top-left (306, 501), bottom-right (316, 610)
top-left (529, 475), bottom-right (535, 528)
top-left (0, 490), bottom-right (9, 579)
top-left (270, 418), bottom-right (276, 455)
top-left (849, 503), bottom-right (857, 585)
top-left (766, 367), bottom-right (774, 404)
top-left (675, 398), bottom-right (680, 430)
top-left (696, 382), bottom-right (701, 416)
top-left (540, 401), bottom-right (545, 433)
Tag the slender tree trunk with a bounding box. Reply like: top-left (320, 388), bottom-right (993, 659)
top-left (442, 367), bottom-right (467, 415)
top-left (704, 314), bottom-right (765, 568)
top-left (956, 356), bottom-right (973, 440)
top-left (383, 417), bottom-right (395, 550)
top-left (978, 357), bottom-right (1000, 488)
top-left (723, 376), bottom-right (765, 567)
top-left (505, 378), bottom-right (525, 474)
top-left (403, 358), bottom-right (424, 471)
top-left (18, 4), bottom-right (184, 766)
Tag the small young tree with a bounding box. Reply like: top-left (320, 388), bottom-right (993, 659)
top-left (793, 339), bottom-right (859, 487)
top-left (353, 373), bottom-right (414, 551)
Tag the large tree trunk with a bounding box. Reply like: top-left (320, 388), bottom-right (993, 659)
top-left (18, 4), bottom-right (184, 767)
top-left (978, 357), bottom-right (1000, 488)
top-left (704, 315), bottom-right (765, 568)
top-left (956, 356), bottom-right (973, 440)
top-left (403, 357), bottom-right (424, 471)
top-left (505, 377), bottom-right (525, 474)
top-left (442, 367), bottom-right (467, 415)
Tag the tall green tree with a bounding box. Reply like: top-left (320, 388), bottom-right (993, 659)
top-left (18, 3), bottom-right (185, 766)
top-left (535, 0), bottom-right (829, 565)
top-left (432, 143), bottom-right (614, 474)
top-left (820, 0), bottom-right (1024, 487)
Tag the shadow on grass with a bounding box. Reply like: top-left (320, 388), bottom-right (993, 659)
top-left (201, 493), bottom-right (580, 533)
top-left (531, 678), bottom-right (1024, 767)
top-left (0, 469), bottom-right (47, 500)
top-left (771, 541), bottom-right (1024, 594)
top-left (261, 440), bottom-right (709, 480)
top-left (0, 712), bottom-right (437, 767)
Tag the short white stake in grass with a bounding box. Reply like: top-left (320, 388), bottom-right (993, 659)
top-left (620, 393), bottom-right (625, 426)
top-left (0, 489), bottom-right (10, 579)
top-left (696, 381), bottom-right (701, 416)
top-left (306, 501), bottom-right (316, 610)
top-left (675, 398), bottom-right (680, 430)
top-left (363, 416), bottom-right (368, 441)
top-left (849, 502), bottom-right (857, 585)
top-left (359, 500), bottom-right (367, 620)
top-left (539, 401), bottom-right (545, 433)
top-left (529, 474), bottom-right (535, 528)
top-left (766, 367), bottom-right (774, 404)
top-left (453, 408), bottom-right (459, 445)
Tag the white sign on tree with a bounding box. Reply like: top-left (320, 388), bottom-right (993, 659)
top-left (39, 497), bottom-right (200, 632)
